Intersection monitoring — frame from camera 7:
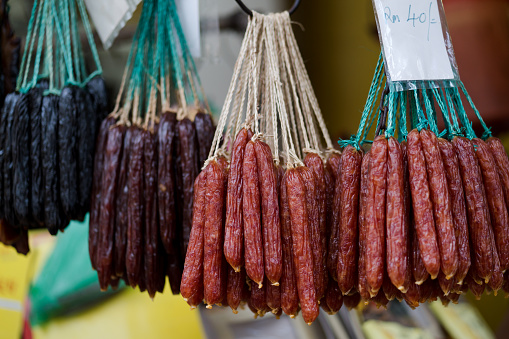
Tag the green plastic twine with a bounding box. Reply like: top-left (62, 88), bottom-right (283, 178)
top-left (444, 87), bottom-right (462, 137)
top-left (384, 89), bottom-right (398, 138)
top-left (126, 0), bottom-right (155, 118)
top-left (26, 0), bottom-right (47, 91)
top-left (412, 90), bottom-right (427, 131)
top-left (51, 0), bottom-right (75, 85)
top-left (458, 81), bottom-right (492, 139)
top-left (408, 91), bottom-right (418, 130)
top-left (450, 87), bottom-right (475, 139)
top-left (432, 87), bottom-right (453, 138)
top-left (170, 0), bottom-right (204, 104)
top-left (77, 0), bottom-right (103, 81)
top-left (398, 90), bottom-right (408, 142)
top-left (339, 53), bottom-right (384, 149)
top-left (18, 0), bottom-right (40, 91)
top-left (157, 0), bottom-right (168, 107)
top-left (166, 1), bottom-right (185, 104)
top-left (421, 87), bottom-right (438, 134)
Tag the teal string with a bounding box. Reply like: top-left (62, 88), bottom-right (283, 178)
top-left (444, 87), bottom-right (462, 136)
top-left (339, 57), bottom-right (383, 148)
top-left (18, 0), bottom-right (40, 91)
top-left (339, 53), bottom-right (383, 148)
top-left (412, 90), bottom-right (427, 131)
top-left (26, 0), bottom-right (47, 90)
top-left (77, 0), bottom-right (103, 77)
top-left (384, 90), bottom-right (397, 138)
top-left (432, 87), bottom-right (453, 138)
top-left (51, 0), bottom-right (74, 84)
top-left (451, 87), bottom-right (475, 139)
top-left (157, 0), bottom-right (167, 105)
top-left (69, 0), bottom-right (81, 82)
top-left (360, 76), bottom-right (385, 145)
top-left (45, 0), bottom-right (55, 91)
top-left (458, 81), bottom-right (491, 139)
top-left (170, 0), bottom-right (204, 103)
top-left (397, 90), bottom-right (408, 142)
top-left (421, 87), bottom-right (438, 134)
top-left (408, 91), bottom-right (418, 130)
top-left (167, 1), bottom-right (185, 101)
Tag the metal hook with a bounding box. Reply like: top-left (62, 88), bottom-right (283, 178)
top-left (235, 0), bottom-right (301, 16)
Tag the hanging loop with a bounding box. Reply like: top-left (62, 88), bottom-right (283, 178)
top-left (235, 0), bottom-right (301, 16)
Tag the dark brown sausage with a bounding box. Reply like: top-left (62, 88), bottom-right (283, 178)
top-left (227, 266), bottom-right (247, 313)
top-left (385, 137), bottom-right (409, 291)
top-left (158, 112), bottom-right (177, 253)
top-left (474, 138), bottom-right (509, 272)
top-left (90, 117), bottom-right (116, 270)
top-left (303, 152), bottom-right (327, 289)
top-left (181, 171), bottom-right (207, 307)
top-left (266, 278), bottom-right (281, 312)
top-left (337, 146), bottom-right (362, 295)
top-left (365, 135), bottom-right (388, 296)
top-left (177, 118), bottom-right (200, 258)
top-left (343, 292), bottom-right (361, 310)
top-left (420, 129), bottom-right (458, 279)
top-left (407, 129), bottom-right (440, 279)
top-left (437, 138), bottom-right (471, 284)
top-left (243, 141), bottom-right (264, 287)
top-left (452, 136), bottom-right (493, 283)
top-left (357, 152), bottom-right (371, 301)
top-left (254, 140), bottom-right (282, 285)
top-left (326, 152), bottom-right (342, 180)
top-left (280, 170), bottom-right (299, 318)
top-left (97, 125), bottom-right (124, 290)
top-left (113, 127), bottom-right (131, 277)
top-left (224, 128), bottom-right (251, 271)
top-left (194, 112), bottom-right (215, 168)
top-left (126, 126), bottom-right (145, 287)
top-left (487, 137), bottom-right (509, 211)
top-left (328, 159), bottom-right (342, 281)
top-left (297, 166), bottom-right (326, 299)
top-left (400, 141), bottom-right (412, 293)
top-left (286, 167), bottom-right (319, 325)
top-left (203, 160), bottom-right (227, 307)
top-left (324, 278), bottom-right (343, 314)
top-left (412, 226), bottom-right (429, 285)
top-left (143, 128), bottom-right (160, 298)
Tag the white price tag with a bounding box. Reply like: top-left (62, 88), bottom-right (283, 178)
top-left (175, 0), bottom-right (201, 58)
top-left (83, 0), bottom-right (141, 50)
top-left (373, 0), bottom-right (455, 82)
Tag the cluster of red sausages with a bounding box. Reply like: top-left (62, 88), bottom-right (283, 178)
top-left (181, 127), bottom-right (509, 324)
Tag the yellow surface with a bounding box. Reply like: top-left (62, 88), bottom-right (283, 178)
top-left (33, 286), bottom-right (203, 339)
top-left (0, 231), bottom-right (55, 339)
top-left (363, 320), bottom-right (434, 339)
top-left (0, 245), bottom-right (33, 338)
top-left (429, 301), bottom-right (495, 339)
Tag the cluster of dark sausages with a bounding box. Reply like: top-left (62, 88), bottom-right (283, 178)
top-left (181, 127), bottom-right (509, 324)
top-left (89, 111), bottom-right (214, 298)
top-left (0, 77), bottom-right (107, 254)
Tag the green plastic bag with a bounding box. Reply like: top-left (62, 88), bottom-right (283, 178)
top-left (29, 215), bottom-right (123, 326)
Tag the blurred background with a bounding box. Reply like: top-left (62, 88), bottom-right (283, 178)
top-left (2, 0), bottom-right (509, 338)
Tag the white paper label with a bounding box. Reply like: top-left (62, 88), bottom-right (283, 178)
top-left (84, 0), bottom-right (141, 50)
top-left (373, 0), bottom-right (454, 82)
top-left (175, 0), bottom-right (201, 58)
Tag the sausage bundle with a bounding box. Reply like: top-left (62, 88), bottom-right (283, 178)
top-left (181, 12), bottom-right (338, 325)
top-left (89, 0), bottom-right (214, 297)
top-left (0, 0), bottom-right (107, 253)
top-left (329, 55), bottom-right (509, 310)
